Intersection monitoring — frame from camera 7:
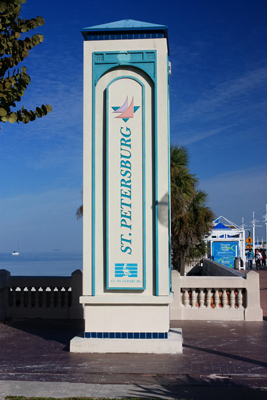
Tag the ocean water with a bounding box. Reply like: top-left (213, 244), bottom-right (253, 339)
top-left (0, 252), bottom-right (82, 276)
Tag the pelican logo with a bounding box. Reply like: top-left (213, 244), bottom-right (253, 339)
top-left (112, 96), bottom-right (140, 122)
top-left (115, 263), bottom-right (138, 277)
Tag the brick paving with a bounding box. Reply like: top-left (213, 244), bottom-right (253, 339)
top-left (0, 269), bottom-right (266, 399)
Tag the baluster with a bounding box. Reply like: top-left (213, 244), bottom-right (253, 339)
top-left (40, 287), bottom-right (45, 308)
top-left (230, 289), bottom-right (235, 308)
top-left (63, 288), bottom-right (68, 308)
top-left (58, 287), bottom-right (63, 308)
top-left (54, 287), bottom-right (59, 307)
top-left (183, 289), bottom-right (190, 308)
top-left (199, 289), bottom-right (205, 308)
top-left (32, 288), bottom-right (36, 308)
top-left (191, 288), bottom-right (197, 308)
top-left (47, 288), bottom-right (51, 307)
top-left (206, 289), bottom-right (212, 308)
top-left (34, 287), bottom-right (40, 308)
top-left (237, 288), bottom-right (243, 308)
top-left (17, 288), bottom-right (21, 307)
top-left (19, 287), bottom-right (25, 307)
top-left (222, 289), bottom-right (228, 308)
top-left (50, 287), bottom-right (55, 307)
top-left (25, 287), bottom-right (28, 307)
top-left (214, 289), bottom-right (220, 308)
top-left (28, 287), bottom-right (32, 308)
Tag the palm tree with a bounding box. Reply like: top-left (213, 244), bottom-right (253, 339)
top-left (171, 189), bottom-right (214, 275)
top-left (170, 144), bottom-right (197, 219)
top-left (170, 145), bottom-right (214, 275)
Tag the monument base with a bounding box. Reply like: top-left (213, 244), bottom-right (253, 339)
top-left (80, 294), bottom-right (174, 333)
top-left (70, 328), bottom-right (183, 354)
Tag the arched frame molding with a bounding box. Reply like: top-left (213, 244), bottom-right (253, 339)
top-left (90, 50), bottom-right (169, 296)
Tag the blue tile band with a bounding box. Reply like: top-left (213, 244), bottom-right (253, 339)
top-left (84, 332), bottom-right (168, 339)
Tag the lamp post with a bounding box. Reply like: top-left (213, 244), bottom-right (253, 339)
top-left (251, 212), bottom-right (261, 255)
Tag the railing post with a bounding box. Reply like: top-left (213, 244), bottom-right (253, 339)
top-left (69, 270), bottom-right (83, 319)
top-left (0, 270), bottom-right (10, 320)
top-left (170, 270), bottom-right (183, 319)
top-left (244, 271), bottom-right (263, 321)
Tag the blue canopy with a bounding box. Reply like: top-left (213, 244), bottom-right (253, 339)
top-left (213, 222), bottom-right (231, 230)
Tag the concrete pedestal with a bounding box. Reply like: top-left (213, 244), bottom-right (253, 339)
top-left (80, 294), bottom-right (173, 333)
top-left (70, 328), bottom-right (183, 354)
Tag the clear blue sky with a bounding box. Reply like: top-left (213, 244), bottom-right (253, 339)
top-left (0, 0), bottom-right (266, 252)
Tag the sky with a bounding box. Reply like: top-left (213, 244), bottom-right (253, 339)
top-left (0, 0), bottom-right (266, 252)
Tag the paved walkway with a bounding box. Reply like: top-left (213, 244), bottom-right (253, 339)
top-left (0, 270), bottom-right (267, 399)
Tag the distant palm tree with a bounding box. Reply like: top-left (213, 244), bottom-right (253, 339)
top-left (170, 144), bottom-right (214, 275)
top-left (170, 144), bottom-right (197, 219)
top-left (171, 186), bottom-right (214, 275)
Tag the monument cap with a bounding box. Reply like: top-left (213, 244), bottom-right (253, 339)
top-left (81, 19), bottom-right (169, 53)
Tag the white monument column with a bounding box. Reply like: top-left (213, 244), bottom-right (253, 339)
top-left (70, 20), bottom-right (182, 354)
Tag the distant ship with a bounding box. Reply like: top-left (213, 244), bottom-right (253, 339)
top-left (12, 243), bottom-right (20, 255)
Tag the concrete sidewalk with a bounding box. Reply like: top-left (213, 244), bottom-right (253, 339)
top-left (0, 270), bottom-right (266, 399)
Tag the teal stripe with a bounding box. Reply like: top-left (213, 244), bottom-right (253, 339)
top-left (142, 77), bottom-right (146, 291)
top-left (92, 72), bottom-right (96, 296)
top-left (105, 80), bottom-right (110, 289)
top-left (105, 75), bottom-right (146, 291)
top-left (167, 55), bottom-right (171, 293)
top-left (154, 51), bottom-right (159, 296)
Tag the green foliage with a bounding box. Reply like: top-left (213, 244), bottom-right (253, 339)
top-left (185, 239), bottom-right (207, 263)
top-left (0, 0), bottom-right (52, 125)
top-left (171, 144), bottom-right (214, 275)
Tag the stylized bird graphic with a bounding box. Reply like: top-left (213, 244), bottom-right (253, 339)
top-left (112, 96), bottom-right (140, 122)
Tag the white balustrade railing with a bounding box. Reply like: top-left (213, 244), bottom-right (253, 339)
top-left (1, 260), bottom-right (262, 322)
top-left (0, 270), bottom-right (83, 320)
top-left (170, 259), bottom-right (263, 321)
top-left (9, 286), bottom-right (71, 309)
top-left (181, 287), bottom-right (245, 309)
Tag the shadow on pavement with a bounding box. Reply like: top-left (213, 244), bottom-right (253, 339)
top-left (183, 343), bottom-right (267, 369)
top-left (131, 377), bottom-right (267, 400)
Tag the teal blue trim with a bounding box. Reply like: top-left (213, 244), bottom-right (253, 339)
top-left (106, 90), bottom-right (110, 289)
top-left (154, 65), bottom-right (159, 296)
top-left (92, 51), bottom-right (156, 84)
top-left (105, 75), bottom-right (146, 291)
top-left (167, 56), bottom-right (171, 294)
top-left (92, 50), bottom-right (157, 294)
top-left (92, 58), bottom-right (96, 296)
top-left (142, 82), bottom-right (146, 293)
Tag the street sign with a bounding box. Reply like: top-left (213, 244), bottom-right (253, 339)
top-left (246, 237), bottom-right (253, 244)
top-left (246, 245), bottom-right (252, 249)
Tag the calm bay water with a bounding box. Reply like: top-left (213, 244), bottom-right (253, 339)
top-left (0, 252), bottom-right (82, 276)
